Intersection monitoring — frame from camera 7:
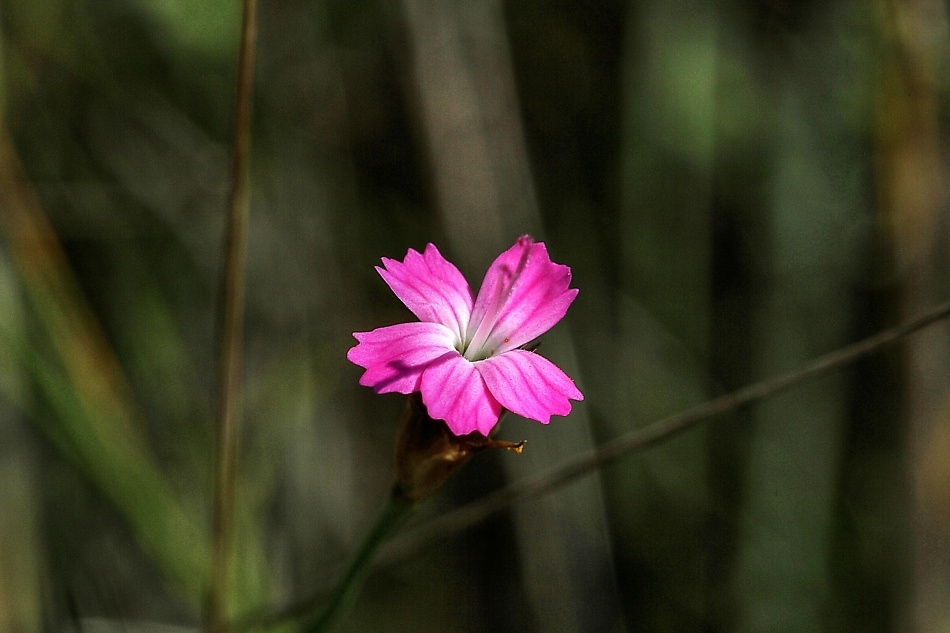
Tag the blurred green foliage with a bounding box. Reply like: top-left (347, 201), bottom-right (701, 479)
top-left (1, 0), bottom-right (948, 631)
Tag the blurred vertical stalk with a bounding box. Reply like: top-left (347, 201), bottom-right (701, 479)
top-left (208, 0), bottom-right (258, 630)
top-left (874, 0), bottom-right (950, 630)
top-left (617, 0), bottom-right (718, 627)
top-left (0, 287), bottom-right (42, 631)
top-left (400, 1), bottom-right (624, 630)
top-left (0, 19), bottom-right (42, 617)
top-left (728, 6), bottom-right (870, 630)
top-left (399, 0), bottom-right (531, 266)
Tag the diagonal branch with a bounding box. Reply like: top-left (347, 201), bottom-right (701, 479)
top-left (243, 298), bottom-right (950, 630)
top-left (387, 298), bottom-right (950, 556)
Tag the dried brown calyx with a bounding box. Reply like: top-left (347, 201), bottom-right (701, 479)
top-left (393, 393), bottom-right (524, 502)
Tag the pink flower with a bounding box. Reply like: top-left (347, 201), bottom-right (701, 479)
top-left (347, 236), bottom-right (584, 436)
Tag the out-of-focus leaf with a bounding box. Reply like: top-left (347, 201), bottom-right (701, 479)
top-left (0, 255), bottom-right (42, 633)
top-left (134, 0), bottom-right (241, 55)
top-left (0, 132), bottom-right (209, 605)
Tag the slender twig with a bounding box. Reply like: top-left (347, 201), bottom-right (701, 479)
top-left (208, 0), bottom-right (258, 631)
top-left (385, 298), bottom-right (950, 557)
top-left (241, 298), bottom-right (950, 630)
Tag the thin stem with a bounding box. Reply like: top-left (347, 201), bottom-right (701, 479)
top-left (208, 0), bottom-right (258, 631)
top-left (387, 298), bottom-right (950, 556)
top-left (302, 493), bottom-right (417, 633)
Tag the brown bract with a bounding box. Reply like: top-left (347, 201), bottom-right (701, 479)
top-left (394, 394), bottom-right (524, 502)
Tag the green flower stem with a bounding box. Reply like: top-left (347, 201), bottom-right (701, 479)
top-left (304, 492), bottom-right (417, 633)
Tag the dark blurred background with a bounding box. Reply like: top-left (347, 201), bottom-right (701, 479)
top-left (1, 0), bottom-right (949, 631)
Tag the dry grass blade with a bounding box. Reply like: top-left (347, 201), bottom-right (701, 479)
top-left (208, 0), bottom-right (259, 629)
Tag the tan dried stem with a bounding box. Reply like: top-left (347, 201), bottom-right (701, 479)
top-left (207, 0), bottom-right (259, 630)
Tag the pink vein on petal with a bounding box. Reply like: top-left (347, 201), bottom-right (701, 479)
top-left (421, 352), bottom-right (503, 436)
top-left (377, 244), bottom-right (474, 337)
top-left (467, 237), bottom-right (578, 356)
top-left (478, 349), bottom-right (583, 424)
top-left (347, 322), bottom-right (456, 394)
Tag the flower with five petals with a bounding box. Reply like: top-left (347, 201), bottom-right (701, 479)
top-left (347, 236), bottom-right (583, 436)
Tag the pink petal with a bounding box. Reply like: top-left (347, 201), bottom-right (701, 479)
top-left (466, 236), bottom-right (577, 357)
top-left (376, 244), bottom-right (474, 337)
top-left (420, 352), bottom-right (503, 436)
top-left (347, 322), bottom-right (456, 395)
top-left (478, 350), bottom-right (583, 424)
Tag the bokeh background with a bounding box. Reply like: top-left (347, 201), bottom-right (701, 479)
top-left (1, 0), bottom-right (949, 631)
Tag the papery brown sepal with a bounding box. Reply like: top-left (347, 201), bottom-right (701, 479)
top-left (393, 394), bottom-right (524, 501)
